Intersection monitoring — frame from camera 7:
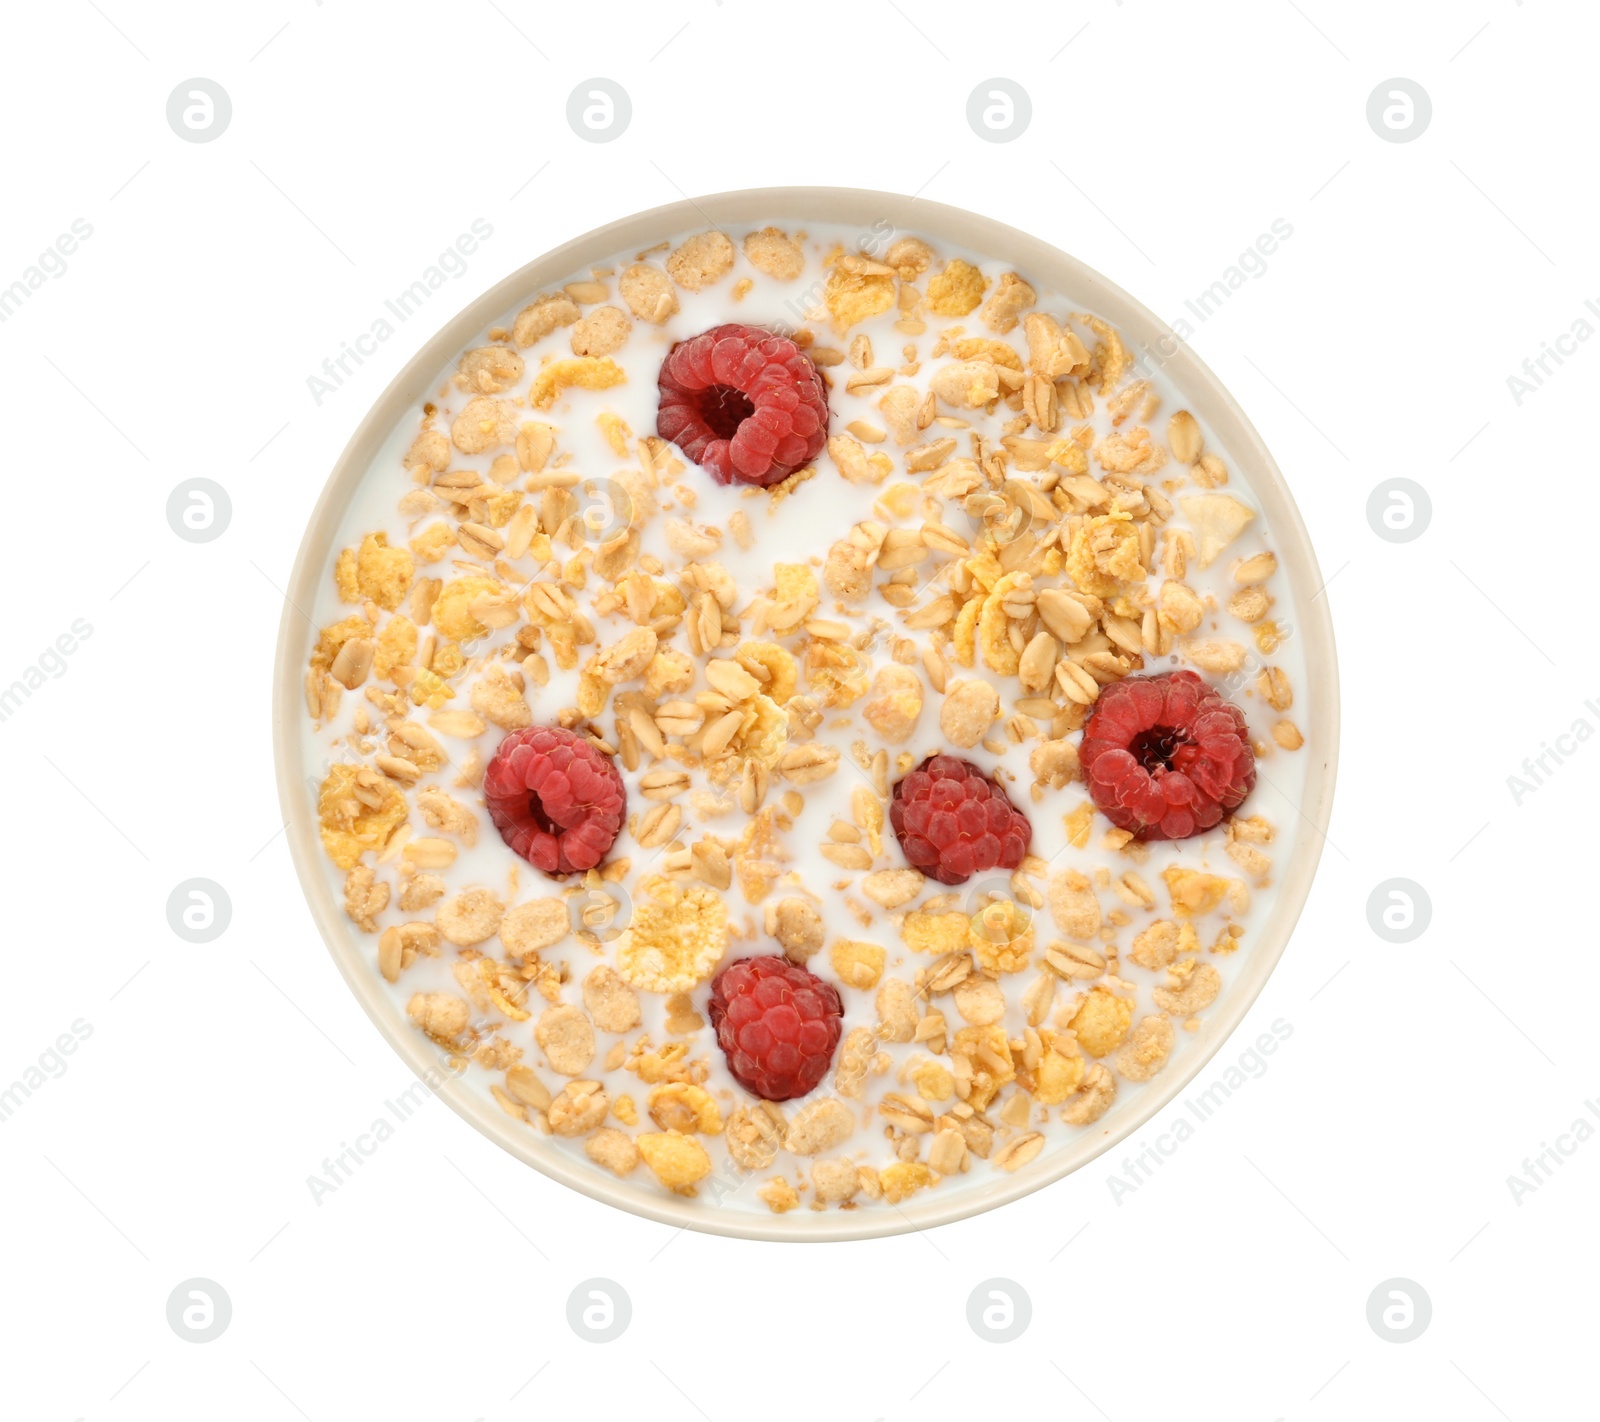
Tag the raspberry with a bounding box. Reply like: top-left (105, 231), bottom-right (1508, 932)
top-left (708, 956), bottom-right (844, 1101)
top-left (889, 755), bottom-right (1032, 887)
top-left (655, 323), bottom-right (829, 487)
top-left (1079, 670), bottom-right (1256, 841)
top-left (483, 726), bottom-right (626, 876)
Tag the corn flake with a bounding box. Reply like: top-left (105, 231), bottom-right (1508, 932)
top-left (1066, 512), bottom-right (1144, 597)
top-left (1069, 985), bottom-right (1134, 1058)
top-left (408, 522), bottom-right (456, 563)
top-left (317, 764), bottom-right (407, 870)
top-left (432, 575), bottom-right (506, 643)
top-left (926, 259), bottom-right (987, 317)
top-left (824, 257), bottom-right (895, 334)
top-left (529, 357), bottom-right (626, 410)
top-left (977, 571), bottom-right (1026, 676)
top-left (736, 641), bottom-right (798, 704)
top-left (616, 877), bottom-right (729, 993)
top-left (637, 1130), bottom-right (712, 1192)
top-left (355, 532), bottom-right (414, 611)
top-left (903, 910), bottom-right (970, 955)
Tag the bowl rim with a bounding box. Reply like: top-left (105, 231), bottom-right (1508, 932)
top-left (272, 185), bottom-right (1340, 1243)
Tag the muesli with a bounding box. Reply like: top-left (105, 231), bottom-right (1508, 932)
top-left (303, 219), bottom-right (1309, 1214)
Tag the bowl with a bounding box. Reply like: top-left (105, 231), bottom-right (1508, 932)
top-left (272, 186), bottom-right (1339, 1241)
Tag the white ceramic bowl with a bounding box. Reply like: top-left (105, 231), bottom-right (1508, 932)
top-left (273, 187), bottom-right (1339, 1241)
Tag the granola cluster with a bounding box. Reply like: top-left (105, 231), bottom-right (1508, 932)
top-left (305, 221), bottom-right (1306, 1215)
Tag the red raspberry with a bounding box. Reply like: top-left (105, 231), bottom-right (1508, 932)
top-left (708, 956), bottom-right (844, 1102)
top-left (1079, 670), bottom-right (1256, 841)
top-left (656, 323), bottom-right (829, 487)
top-left (483, 726), bottom-right (626, 876)
top-left (889, 755), bottom-right (1032, 887)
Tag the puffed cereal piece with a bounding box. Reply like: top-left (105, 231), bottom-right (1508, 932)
top-left (767, 897), bottom-right (824, 961)
top-left (860, 869), bottom-right (923, 911)
top-left (569, 305), bottom-right (632, 358)
top-left (1049, 869), bottom-right (1102, 941)
top-left (638, 1130), bottom-right (712, 1191)
top-left (450, 396), bottom-right (519, 454)
top-left (353, 532), bottom-right (414, 611)
top-left (404, 428), bottom-right (451, 474)
top-left (535, 1003), bottom-right (596, 1076)
top-left (1154, 960), bottom-right (1221, 1016)
top-left (1069, 986), bottom-right (1134, 1058)
top-left (529, 357), bottom-right (626, 411)
top-left (434, 887), bottom-right (504, 947)
top-left (666, 230), bottom-right (735, 290)
top-left (1129, 919), bottom-right (1195, 970)
top-left (456, 345), bottom-right (525, 394)
top-left (811, 1158), bottom-right (860, 1204)
top-left (952, 976), bottom-right (1005, 1027)
top-left (926, 258), bottom-right (987, 317)
top-left (619, 263), bottom-right (679, 324)
top-left (878, 385), bottom-right (921, 444)
top-left (742, 226), bottom-right (805, 281)
top-left (407, 991), bottom-right (469, 1042)
top-left (861, 664), bottom-right (923, 743)
top-left (875, 978), bottom-right (919, 1043)
top-left (511, 292), bottom-right (580, 348)
top-left (582, 965), bottom-right (642, 1034)
top-left (615, 877), bottom-right (729, 993)
top-left (500, 898), bottom-right (569, 958)
top-left (585, 1128), bottom-right (640, 1176)
top-left (834, 1026), bottom-right (877, 1099)
top-left (1114, 1015), bottom-right (1174, 1082)
top-left (399, 874), bottom-right (446, 912)
top-left (783, 1098), bottom-right (855, 1156)
top-left (938, 678), bottom-right (999, 749)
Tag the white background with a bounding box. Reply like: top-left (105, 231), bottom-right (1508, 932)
top-left (0, 1), bottom-right (1589, 1417)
